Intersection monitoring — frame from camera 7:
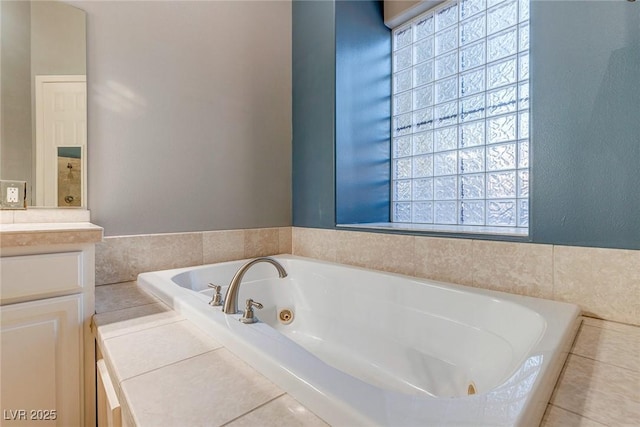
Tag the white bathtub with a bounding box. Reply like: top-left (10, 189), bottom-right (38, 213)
top-left (138, 255), bottom-right (580, 426)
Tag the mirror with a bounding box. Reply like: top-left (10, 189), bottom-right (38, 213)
top-left (0, 0), bottom-right (87, 208)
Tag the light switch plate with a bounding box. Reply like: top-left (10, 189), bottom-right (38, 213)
top-left (0, 180), bottom-right (27, 209)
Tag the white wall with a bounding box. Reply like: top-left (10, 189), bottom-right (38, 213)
top-left (72, 1), bottom-right (292, 236)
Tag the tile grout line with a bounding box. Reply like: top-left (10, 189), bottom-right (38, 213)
top-left (568, 352), bottom-right (640, 375)
top-left (545, 319), bottom-right (584, 407)
top-left (412, 235), bottom-right (420, 277)
top-left (116, 346), bottom-right (225, 386)
top-left (551, 244), bottom-right (556, 301)
top-left (565, 317), bottom-right (584, 355)
top-left (94, 300), bottom-right (159, 316)
top-left (96, 277), bottom-right (140, 287)
top-left (199, 231), bottom-right (205, 266)
top-left (470, 238), bottom-right (476, 287)
top-left (546, 403), bottom-right (608, 426)
top-left (582, 316), bottom-right (640, 332)
top-left (219, 392), bottom-right (287, 427)
top-left (100, 317), bottom-right (184, 342)
top-left (96, 279), bottom-right (140, 288)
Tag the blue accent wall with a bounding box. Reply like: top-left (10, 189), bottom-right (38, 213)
top-left (292, 0), bottom-right (640, 250)
top-left (530, 1), bottom-right (640, 249)
top-left (335, 0), bottom-right (391, 224)
top-left (292, 0), bottom-right (336, 228)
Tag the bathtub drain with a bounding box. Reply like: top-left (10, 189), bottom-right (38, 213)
top-left (278, 308), bottom-right (294, 325)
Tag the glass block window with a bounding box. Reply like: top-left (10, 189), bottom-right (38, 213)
top-left (391, 0), bottom-right (529, 230)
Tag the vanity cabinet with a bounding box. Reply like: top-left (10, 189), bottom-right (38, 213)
top-left (1, 295), bottom-right (82, 426)
top-left (0, 224), bottom-right (101, 427)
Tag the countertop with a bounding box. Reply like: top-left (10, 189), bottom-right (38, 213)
top-left (0, 222), bottom-right (103, 248)
top-left (94, 281), bottom-right (640, 427)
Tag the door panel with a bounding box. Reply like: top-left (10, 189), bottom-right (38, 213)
top-left (35, 76), bottom-right (87, 207)
top-left (0, 295), bottom-right (83, 426)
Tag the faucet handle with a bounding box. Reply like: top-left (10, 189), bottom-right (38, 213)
top-left (208, 283), bottom-right (223, 306)
top-left (246, 299), bottom-right (263, 310)
top-left (240, 298), bottom-right (263, 324)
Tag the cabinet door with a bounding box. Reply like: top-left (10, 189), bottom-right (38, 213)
top-left (0, 294), bottom-right (82, 427)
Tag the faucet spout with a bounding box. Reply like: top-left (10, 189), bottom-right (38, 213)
top-left (222, 257), bottom-right (287, 314)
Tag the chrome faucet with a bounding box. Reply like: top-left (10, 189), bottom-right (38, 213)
top-left (222, 257), bottom-right (287, 314)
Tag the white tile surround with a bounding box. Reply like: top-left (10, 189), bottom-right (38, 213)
top-left (96, 226), bottom-right (638, 327)
top-left (95, 227), bottom-right (292, 286)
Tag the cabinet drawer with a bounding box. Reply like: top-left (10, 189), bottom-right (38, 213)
top-left (1, 252), bottom-right (83, 303)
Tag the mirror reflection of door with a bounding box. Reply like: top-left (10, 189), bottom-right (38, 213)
top-left (35, 75), bottom-right (87, 206)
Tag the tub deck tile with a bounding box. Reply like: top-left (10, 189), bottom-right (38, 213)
top-left (540, 405), bottom-right (607, 427)
top-left (549, 354), bottom-right (640, 426)
top-left (121, 349), bottom-right (284, 427)
top-left (571, 323), bottom-right (640, 373)
top-left (225, 394), bottom-right (329, 427)
top-left (102, 319), bottom-right (222, 382)
top-left (581, 316), bottom-right (640, 336)
top-left (94, 302), bottom-right (183, 342)
top-left (95, 281), bottom-right (158, 313)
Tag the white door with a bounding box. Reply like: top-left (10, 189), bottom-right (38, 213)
top-left (35, 76), bottom-right (87, 207)
top-left (0, 294), bottom-right (83, 426)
